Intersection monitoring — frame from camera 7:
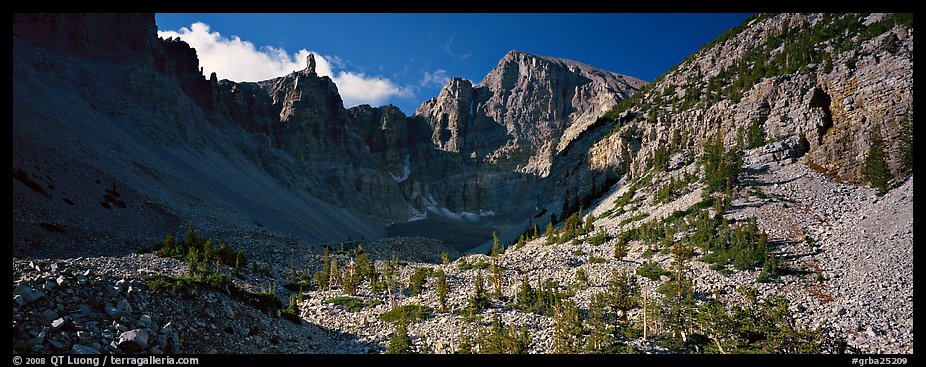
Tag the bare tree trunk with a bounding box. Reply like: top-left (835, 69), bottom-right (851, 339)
top-left (643, 290), bottom-right (648, 341)
top-left (712, 337), bottom-right (727, 354)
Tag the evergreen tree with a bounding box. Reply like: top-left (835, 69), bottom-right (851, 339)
top-left (865, 126), bottom-right (892, 195)
top-left (490, 263), bottom-right (504, 298)
top-left (613, 235), bottom-right (629, 259)
top-left (898, 111), bottom-right (913, 175)
top-left (491, 231), bottom-right (501, 257)
top-left (746, 119), bottom-right (765, 148)
top-left (583, 212), bottom-right (595, 235)
top-left (466, 271), bottom-right (490, 315)
top-left (653, 144), bottom-right (670, 171)
top-left (585, 291), bottom-right (615, 353)
top-left (517, 277), bottom-right (534, 310)
top-left (436, 269), bottom-right (448, 312)
top-left (552, 299), bottom-right (584, 354)
top-left (544, 222), bottom-right (556, 246)
top-left (608, 270), bottom-right (640, 326)
top-left (315, 245), bottom-right (331, 291)
top-left (386, 323), bottom-right (413, 354)
top-left (660, 242), bottom-right (696, 342)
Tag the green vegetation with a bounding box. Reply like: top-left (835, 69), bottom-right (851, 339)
top-left (154, 225), bottom-right (247, 268)
top-left (325, 296), bottom-right (380, 312)
top-left (575, 268), bottom-right (589, 288)
top-left (607, 270), bottom-right (641, 326)
top-left (380, 304), bottom-right (433, 325)
top-left (865, 126), bottom-right (892, 195)
top-left (386, 323), bottom-right (413, 354)
top-left (458, 315), bottom-right (532, 354)
top-left (658, 243), bottom-right (696, 341)
top-left (652, 144), bottom-right (670, 172)
top-left (619, 212), bottom-right (650, 226)
top-left (898, 110), bottom-right (913, 175)
top-left (746, 119), bottom-right (766, 149)
top-left (436, 269), bottom-right (448, 312)
top-left (690, 288), bottom-right (842, 353)
top-left (587, 230), bottom-right (612, 246)
top-left (490, 263), bottom-right (505, 297)
top-left (314, 246), bottom-right (332, 291)
top-left (653, 172), bottom-right (698, 205)
top-left (697, 216), bottom-right (772, 272)
top-left (544, 209), bottom-right (594, 246)
top-left (513, 222), bottom-right (542, 249)
top-left (552, 299), bottom-right (584, 354)
top-left (613, 236), bottom-right (628, 259)
top-left (636, 261), bottom-right (671, 281)
top-left (457, 257), bottom-right (490, 271)
top-left (408, 267), bottom-right (436, 296)
top-left (588, 255), bottom-right (608, 264)
top-left (701, 134), bottom-right (744, 193)
top-left (146, 227), bottom-right (302, 322)
top-left (464, 271), bottom-right (491, 316)
top-left (517, 278), bottom-right (567, 316)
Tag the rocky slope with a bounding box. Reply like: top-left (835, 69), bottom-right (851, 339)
top-left (13, 14), bottom-right (643, 253)
top-left (12, 12), bottom-right (913, 355)
top-left (545, 13), bottom-right (913, 225)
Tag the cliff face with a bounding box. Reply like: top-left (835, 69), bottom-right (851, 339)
top-left (548, 13), bottom-right (913, 218)
top-left (13, 13), bottom-right (643, 251)
top-left (414, 50), bottom-right (646, 177)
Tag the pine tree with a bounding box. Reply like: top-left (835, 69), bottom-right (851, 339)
top-left (490, 263), bottom-right (504, 298)
top-left (660, 242), bottom-right (696, 342)
top-left (386, 323), bottom-right (413, 354)
top-left (466, 271), bottom-right (490, 315)
top-left (613, 236), bottom-right (629, 259)
top-left (865, 126), bottom-right (892, 195)
top-left (436, 269), bottom-right (448, 312)
top-left (584, 291), bottom-right (614, 353)
top-left (746, 119), bottom-right (765, 148)
top-left (315, 245), bottom-right (331, 291)
top-left (491, 231), bottom-right (501, 257)
top-left (553, 299), bottom-right (584, 354)
top-left (544, 222), bottom-right (556, 246)
top-left (898, 111), bottom-right (913, 175)
top-left (608, 270), bottom-right (640, 326)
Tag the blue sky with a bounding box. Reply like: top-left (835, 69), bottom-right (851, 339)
top-left (156, 13), bottom-right (753, 115)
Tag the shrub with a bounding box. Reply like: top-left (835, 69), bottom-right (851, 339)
top-left (325, 296), bottom-right (379, 312)
top-left (386, 323), bottom-right (413, 354)
top-left (865, 126), bottom-right (892, 195)
top-left (587, 230), bottom-right (612, 246)
top-left (380, 304), bottom-right (433, 325)
top-left (636, 262), bottom-right (670, 281)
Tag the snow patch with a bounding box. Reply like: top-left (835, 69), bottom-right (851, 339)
top-left (389, 154), bottom-right (411, 183)
top-left (422, 193), bottom-right (481, 223)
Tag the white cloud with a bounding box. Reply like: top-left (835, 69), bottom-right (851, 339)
top-left (444, 33), bottom-right (471, 63)
top-left (157, 22), bottom-right (412, 107)
top-left (420, 69), bottom-right (450, 88)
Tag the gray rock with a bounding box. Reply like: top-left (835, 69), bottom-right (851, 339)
top-left (41, 309), bottom-right (59, 321)
top-left (70, 344), bottom-right (101, 354)
top-left (117, 329), bottom-right (149, 353)
top-left (13, 294), bottom-right (26, 306)
top-left (105, 305), bottom-right (120, 317)
top-left (15, 284), bottom-right (45, 303)
top-left (44, 279), bottom-right (57, 290)
top-left (51, 317), bottom-right (67, 330)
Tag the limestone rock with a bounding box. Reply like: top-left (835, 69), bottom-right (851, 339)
top-left (118, 329), bottom-right (149, 353)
